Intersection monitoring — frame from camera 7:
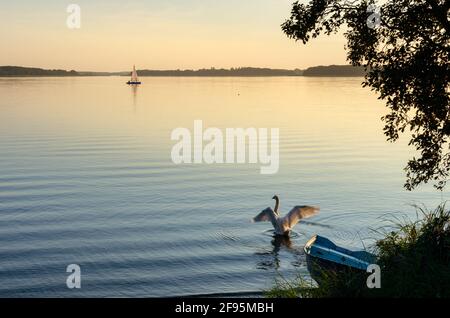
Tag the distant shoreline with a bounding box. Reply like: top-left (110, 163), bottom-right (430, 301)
top-left (0, 65), bottom-right (366, 78)
top-left (0, 75), bottom-right (366, 78)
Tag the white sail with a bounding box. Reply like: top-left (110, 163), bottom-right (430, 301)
top-left (131, 65), bottom-right (138, 82)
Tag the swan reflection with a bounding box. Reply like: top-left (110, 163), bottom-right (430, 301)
top-left (255, 234), bottom-right (304, 270)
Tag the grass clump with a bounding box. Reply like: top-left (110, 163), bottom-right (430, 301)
top-left (267, 204), bottom-right (450, 298)
top-left (374, 204), bottom-right (450, 297)
top-left (265, 275), bottom-right (317, 298)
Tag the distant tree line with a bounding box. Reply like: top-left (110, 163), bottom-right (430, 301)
top-left (0, 66), bottom-right (78, 76)
top-left (303, 65), bottom-right (366, 77)
top-left (0, 65), bottom-right (366, 77)
top-left (136, 67), bottom-right (303, 77)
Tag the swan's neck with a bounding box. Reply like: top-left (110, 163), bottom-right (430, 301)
top-left (265, 209), bottom-right (279, 231)
top-left (274, 197), bottom-right (280, 214)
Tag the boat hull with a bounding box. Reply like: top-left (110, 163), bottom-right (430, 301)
top-left (305, 253), bottom-right (367, 286)
top-left (304, 235), bottom-right (377, 286)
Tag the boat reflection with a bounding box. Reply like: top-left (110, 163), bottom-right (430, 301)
top-left (130, 83), bottom-right (138, 111)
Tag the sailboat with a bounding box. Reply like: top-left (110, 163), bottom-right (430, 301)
top-left (127, 65), bottom-right (141, 85)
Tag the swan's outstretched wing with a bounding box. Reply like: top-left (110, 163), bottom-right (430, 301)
top-left (252, 208), bottom-right (278, 230)
top-left (252, 210), bottom-right (271, 222)
top-left (282, 206), bottom-right (320, 230)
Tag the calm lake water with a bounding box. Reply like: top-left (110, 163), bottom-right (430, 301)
top-left (0, 77), bottom-right (447, 297)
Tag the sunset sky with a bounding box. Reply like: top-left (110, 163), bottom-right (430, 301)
top-left (0, 0), bottom-right (348, 71)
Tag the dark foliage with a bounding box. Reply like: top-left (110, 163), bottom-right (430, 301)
top-left (282, 0), bottom-right (450, 190)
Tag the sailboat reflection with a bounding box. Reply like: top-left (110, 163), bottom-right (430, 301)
top-left (130, 83), bottom-right (138, 111)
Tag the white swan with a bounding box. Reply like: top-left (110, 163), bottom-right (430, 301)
top-left (252, 195), bottom-right (319, 236)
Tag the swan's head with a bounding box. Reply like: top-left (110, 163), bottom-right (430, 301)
top-left (272, 195), bottom-right (279, 201)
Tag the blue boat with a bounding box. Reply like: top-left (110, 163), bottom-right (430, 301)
top-left (304, 235), bottom-right (377, 283)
